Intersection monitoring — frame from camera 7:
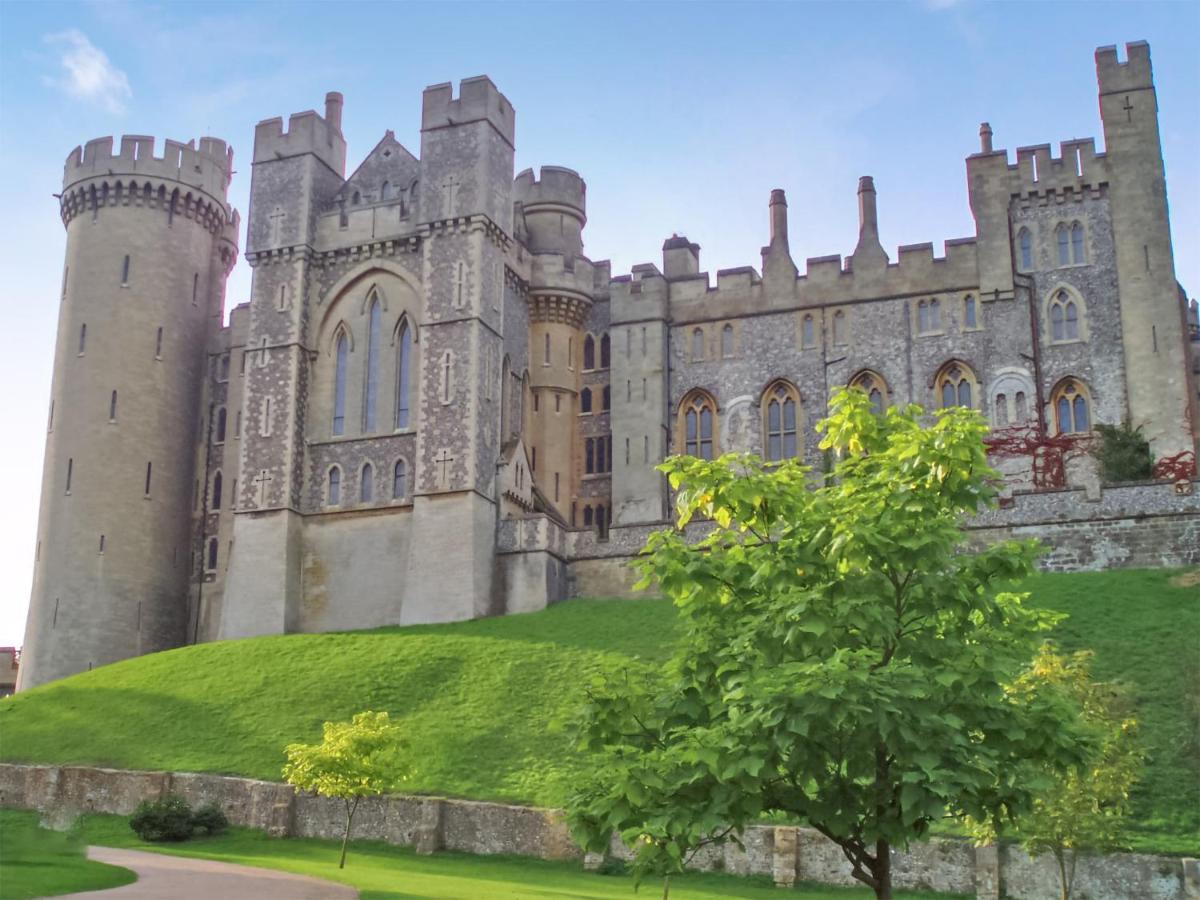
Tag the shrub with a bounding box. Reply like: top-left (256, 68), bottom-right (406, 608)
top-left (190, 802), bottom-right (228, 837)
top-left (1092, 421), bottom-right (1152, 483)
top-left (130, 795), bottom-right (194, 842)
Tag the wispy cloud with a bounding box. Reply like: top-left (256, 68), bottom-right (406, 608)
top-left (43, 29), bottom-right (131, 114)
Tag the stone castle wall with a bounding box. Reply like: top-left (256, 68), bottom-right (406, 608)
top-left (1, 763), bottom-right (1192, 900)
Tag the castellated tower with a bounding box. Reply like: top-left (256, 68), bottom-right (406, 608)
top-left (19, 135), bottom-right (238, 690)
top-left (514, 166), bottom-right (595, 521)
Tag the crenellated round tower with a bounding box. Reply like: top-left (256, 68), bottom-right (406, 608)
top-left (515, 166), bottom-right (594, 519)
top-left (19, 135), bottom-right (239, 690)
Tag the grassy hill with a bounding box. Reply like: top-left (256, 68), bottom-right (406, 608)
top-left (1, 569), bottom-right (1196, 854)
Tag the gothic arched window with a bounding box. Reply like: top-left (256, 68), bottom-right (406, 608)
top-left (691, 328), bottom-right (704, 361)
top-left (580, 387), bottom-right (592, 414)
top-left (762, 380), bottom-right (800, 461)
top-left (679, 389), bottom-right (717, 460)
top-left (333, 331), bottom-right (349, 436)
top-left (363, 296), bottom-right (382, 432)
top-left (721, 324), bottom-right (734, 358)
top-left (1057, 223), bottom-right (1070, 266)
top-left (936, 361), bottom-right (978, 409)
top-left (583, 334), bottom-right (595, 371)
top-left (850, 370), bottom-right (888, 414)
top-left (395, 318), bottom-right (412, 429)
top-left (327, 466), bottom-right (341, 506)
top-left (1051, 378), bottom-right (1091, 435)
top-left (212, 471), bottom-right (223, 510)
top-left (832, 310), bottom-right (848, 345)
top-left (206, 537), bottom-right (219, 572)
top-left (1070, 222), bottom-right (1085, 264)
top-left (602, 385), bottom-right (611, 411)
top-left (393, 459), bottom-right (407, 500)
top-left (360, 462), bottom-right (374, 503)
top-left (600, 333), bottom-right (610, 368)
top-left (801, 314), bottom-right (816, 349)
top-left (1049, 290), bottom-right (1082, 342)
top-left (1018, 227), bottom-right (1033, 271)
top-left (215, 407), bottom-right (227, 443)
top-left (963, 295), bottom-right (977, 329)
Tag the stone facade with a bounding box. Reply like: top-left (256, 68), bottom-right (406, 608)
top-left (1, 763), bottom-right (1193, 900)
top-left (19, 42), bottom-right (1199, 688)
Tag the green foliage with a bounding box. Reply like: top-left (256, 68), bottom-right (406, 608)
top-left (129, 795), bottom-right (195, 842)
top-left (190, 802), bottom-right (229, 837)
top-left (0, 811), bottom-right (136, 900)
top-left (1091, 422), bottom-right (1153, 483)
top-left (567, 390), bottom-right (1091, 899)
top-left (283, 711), bottom-right (409, 867)
top-left (967, 644), bottom-right (1146, 899)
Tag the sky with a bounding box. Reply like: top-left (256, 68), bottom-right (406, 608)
top-left (0, 0), bottom-right (1197, 647)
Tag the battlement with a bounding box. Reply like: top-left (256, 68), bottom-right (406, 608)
top-left (1096, 41), bottom-right (1153, 94)
top-left (422, 76), bottom-right (515, 148)
top-left (253, 92), bottom-right (347, 175)
top-left (514, 166), bottom-right (586, 219)
top-left (63, 134), bottom-right (233, 200)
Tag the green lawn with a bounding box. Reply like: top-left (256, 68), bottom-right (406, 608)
top-left (0, 568), bottom-right (1196, 854)
top-left (0, 810), bottom-right (963, 900)
top-left (0, 810), bottom-right (135, 900)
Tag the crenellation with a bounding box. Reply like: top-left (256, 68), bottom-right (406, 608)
top-left (20, 42), bottom-right (1197, 690)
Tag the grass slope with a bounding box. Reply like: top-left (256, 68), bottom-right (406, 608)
top-left (0, 811), bottom-right (136, 900)
top-left (1, 569), bottom-right (1196, 853)
top-left (0, 811), bottom-right (963, 900)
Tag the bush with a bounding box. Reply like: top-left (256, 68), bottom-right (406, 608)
top-left (130, 795), bottom-right (194, 842)
top-left (1092, 421), bottom-right (1153, 482)
top-left (190, 802), bottom-right (228, 837)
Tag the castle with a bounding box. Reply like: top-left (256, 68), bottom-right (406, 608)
top-left (19, 42), bottom-right (1199, 689)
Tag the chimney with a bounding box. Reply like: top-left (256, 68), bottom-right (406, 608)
top-left (851, 176), bottom-right (889, 269)
top-left (325, 92), bottom-right (344, 132)
top-left (979, 122), bottom-right (993, 154)
top-left (769, 189), bottom-right (789, 247)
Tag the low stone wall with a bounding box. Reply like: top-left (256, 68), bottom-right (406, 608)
top-left (1, 763), bottom-right (1194, 899)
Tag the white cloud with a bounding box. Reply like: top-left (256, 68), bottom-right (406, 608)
top-left (43, 30), bottom-right (132, 114)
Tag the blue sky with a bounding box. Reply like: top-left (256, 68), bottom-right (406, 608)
top-left (0, 1), bottom-right (1197, 646)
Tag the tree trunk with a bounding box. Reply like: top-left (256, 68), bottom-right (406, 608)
top-left (874, 838), bottom-right (893, 900)
top-left (339, 797), bottom-right (360, 869)
top-left (661, 874), bottom-right (670, 900)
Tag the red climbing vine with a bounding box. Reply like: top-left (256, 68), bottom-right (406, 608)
top-left (984, 425), bottom-right (1093, 491)
top-left (1152, 450), bottom-right (1197, 482)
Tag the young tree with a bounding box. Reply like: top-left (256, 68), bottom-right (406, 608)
top-left (969, 645), bottom-right (1144, 900)
top-left (282, 710), bottom-right (409, 868)
top-left (567, 389), bottom-right (1090, 900)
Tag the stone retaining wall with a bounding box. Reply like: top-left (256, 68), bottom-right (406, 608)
top-left (1, 763), bottom-right (1193, 899)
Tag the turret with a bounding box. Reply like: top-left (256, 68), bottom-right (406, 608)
top-left (514, 166), bottom-right (586, 257)
top-left (20, 135), bottom-right (239, 689)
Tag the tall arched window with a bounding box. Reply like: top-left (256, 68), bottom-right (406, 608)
top-left (333, 332), bottom-right (349, 435)
top-left (395, 319), bottom-right (412, 429)
top-left (363, 297), bottom-right (381, 431)
top-left (360, 463), bottom-right (374, 503)
top-left (580, 387), bottom-right (593, 414)
top-left (1051, 378), bottom-right (1091, 435)
top-left (850, 370), bottom-right (888, 414)
top-left (1018, 228), bottom-right (1033, 271)
top-left (393, 460), bottom-right (407, 500)
top-left (381, 180), bottom-right (390, 200)
top-left (832, 310), bottom-right (847, 345)
top-left (600, 333), bottom-right (610, 368)
top-left (327, 467), bottom-right (341, 506)
top-left (1057, 224), bottom-right (1070, 266)
top-left (721, 324), bottom-right (734, 358)
top-left (602, 385), bottom-right (610, 411)
top-left (215, 407), bottom-right (227, 443)
top-left (963, 295), bottom-right (977, 329)
top-left (206, 537), bottom-right (219, 572)
top-left (1070, 222), bottom-right (1085, 264)
top-left (212, 471), bottom-right (223, 510)
top-left (583, 506), bottom-right (594, 527)
top-left (801, 314), bottom-right (816, 349)
top-left (995, 394), bottom-right (1008, 426)
top-left (583, 334), bottom-right (595, 370)
top-left (109, 390), bottom-right (118, 422)
top-left (762, 380), bottom-right (799, 461)
top-left (1049, 290), bottom-right (1081, 342)
top-left (679, 390), bottom-right (717, 460)
top-left (936, 362), bottom-right (978, 409)
top-left (691, 328), bottom-right (704, 361)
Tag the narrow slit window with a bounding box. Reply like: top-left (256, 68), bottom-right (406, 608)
top-left (79, 323), bottom-right (87, 355)
top-left (212, 472), bottom-right (223, 510)
top-left (66, 458), bottom-right (73, 493)
top-left (109, 390), bottom-right (118, 422)
top-left (393, 460), bottom-right (407, 499)
top-left (328, 467), bottom-right (341, 505)
top-left (144, 462), bottom-right (153, 496)
top-left (600, 333), bottom-right (610, 368)
top-left (363, 298), bottom-right (381, 432)
top-left (215, 407), bottom-right (227, 443)
top-left (1071, 222), bottom-right (1085, 264)
top-left (333, 332), bottom-right (348, 435)
top-left (583, 335), bottom-right (595, 370)
top-left (963, 295), bottom-right (977, 329)
top-left (155, 327), bottom-right (163, 358)
top-left (206, 537), bottom-right (219, 571)
top-left (395, 321), bottom-right (412, 429)
top-left (121, 255), bottom-right (131, 286)
top-left (1018, 228), bottom-right (1033, 271)
top-left (192, 273), bottom-right (199, 305)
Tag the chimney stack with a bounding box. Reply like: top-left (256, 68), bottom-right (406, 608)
top-left (979, 122), bottom-right (993, 154)
top-left (325, 92), bottom-right (344, 132)
top-left (769, 188), bottom-right (789, 247)
top-left (851, 176), bottom-right (889, 269)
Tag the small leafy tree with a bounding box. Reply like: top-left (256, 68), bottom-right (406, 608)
top-left (567, 390), bottom-right (1090, 900)
top-left (969, 644), bottom-right (1144, 900)
top-left (282, 710), bottom-right (409, 868)
top-left (1091, 421), bottom-right (1152, 482)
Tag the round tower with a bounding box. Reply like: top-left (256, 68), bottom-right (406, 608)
top-left (19, 135), bottom-right (238, 689)
top-left (514, 167), bottom-right (593, 520)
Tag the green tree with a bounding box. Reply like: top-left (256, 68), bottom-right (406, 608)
top-left (969, 644), bottom-right (1144, 900)
top-left (1091, 421), bottom-right (1153, 482)
top-left (282, 710), bottom-right (409, 868)
top-left (567, 389), bottom-right (1089, 900)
